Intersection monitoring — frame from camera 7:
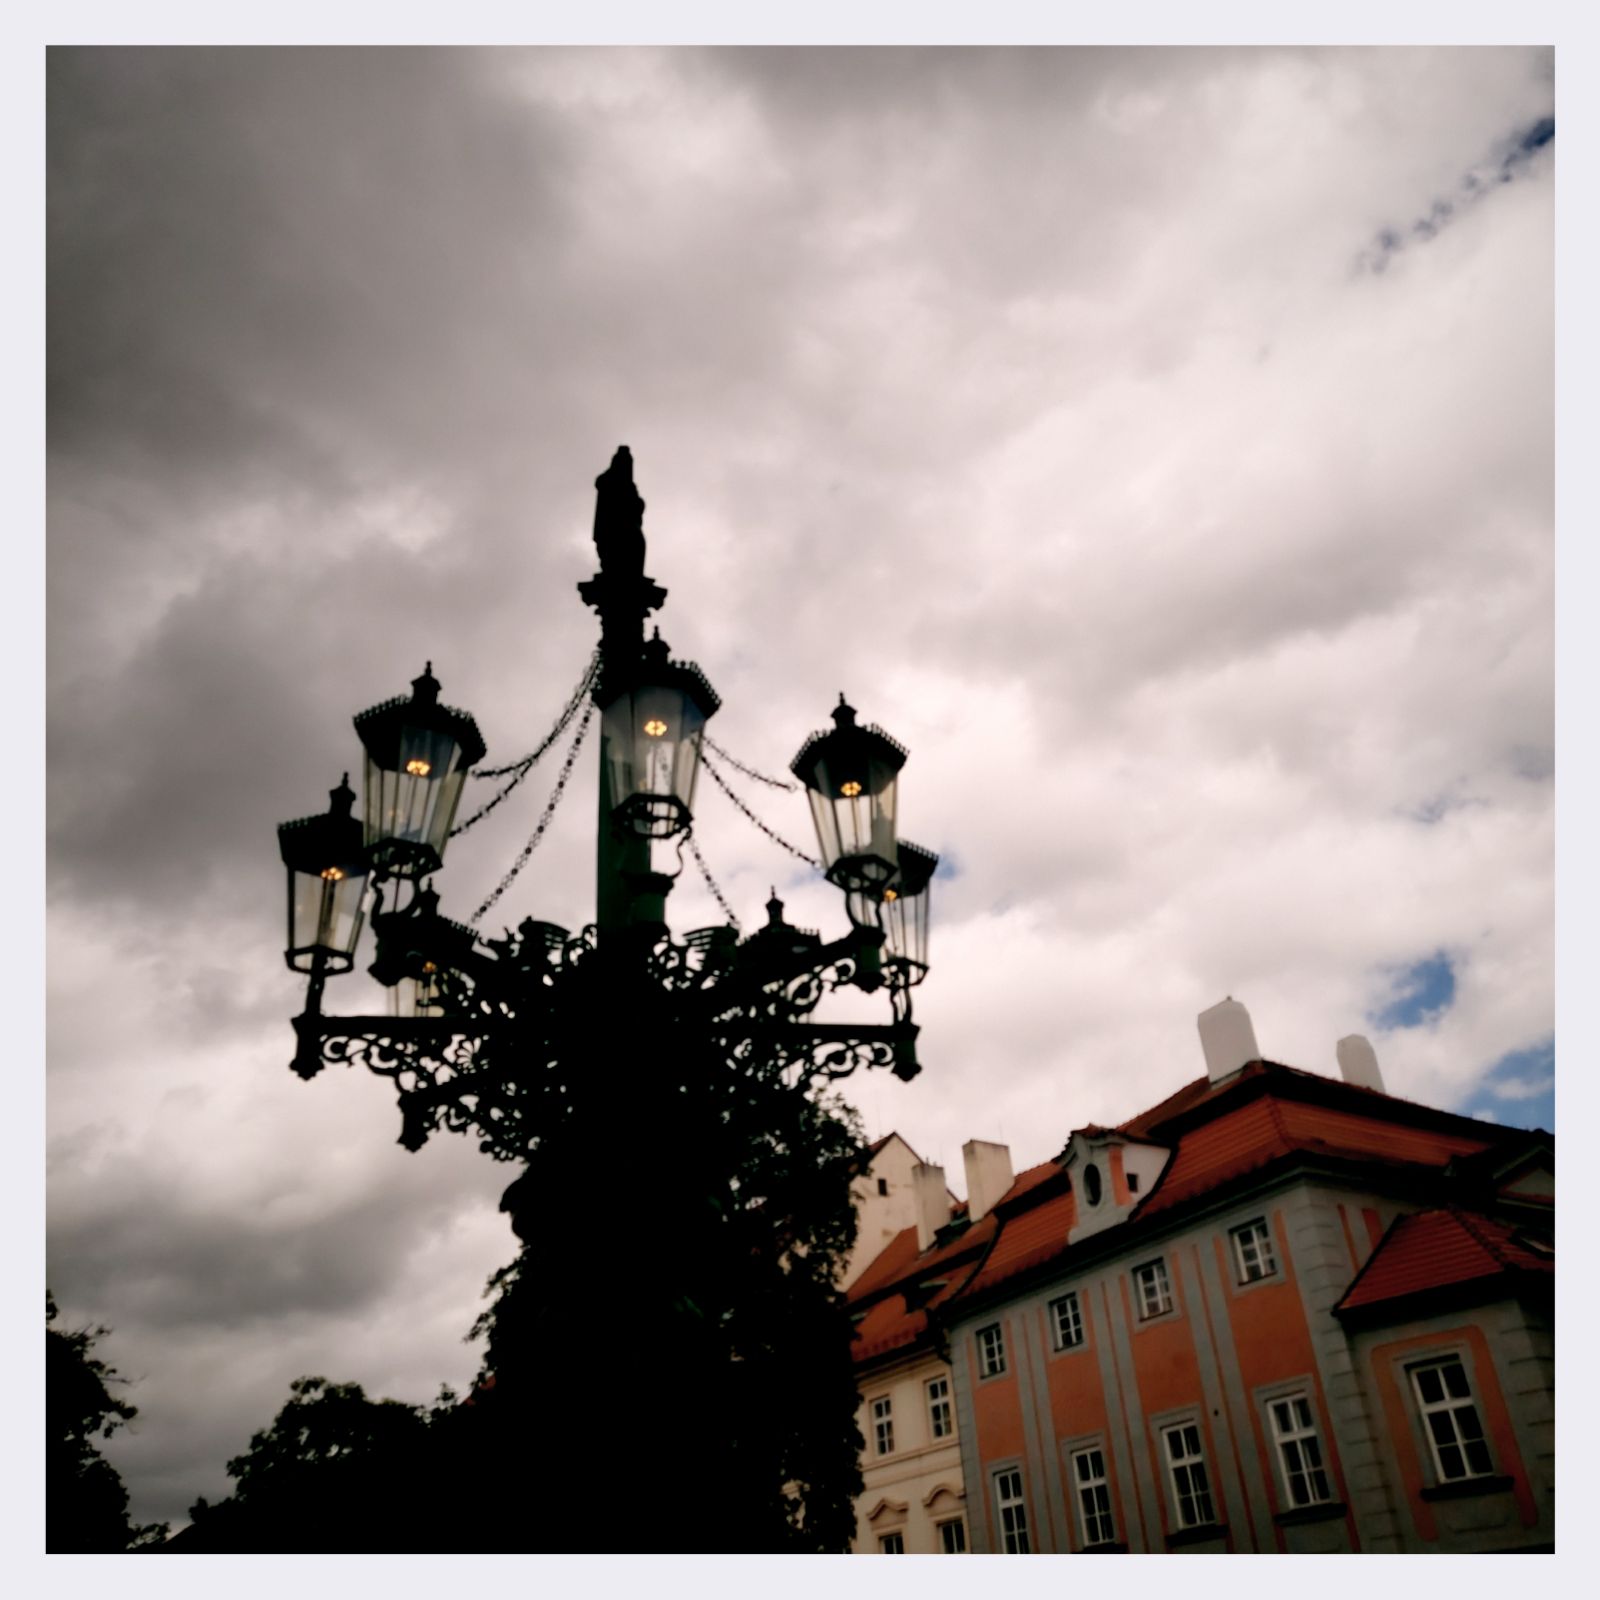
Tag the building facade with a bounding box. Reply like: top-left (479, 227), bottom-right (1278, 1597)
top-left (845, 1003), bottom-right (1554, 1554)
top-left (844, 1134), bottom-right (971, 1553)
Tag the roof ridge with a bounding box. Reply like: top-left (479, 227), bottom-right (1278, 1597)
top-left (1445, 1204), bottom-right (1515, 1268)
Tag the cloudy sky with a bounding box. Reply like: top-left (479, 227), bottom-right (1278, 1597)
top-left (47, 46), bottom-right (1553, 1532)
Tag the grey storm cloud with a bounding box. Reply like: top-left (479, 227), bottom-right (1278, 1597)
top-left (47, 46), bottom-right (1553, 1532)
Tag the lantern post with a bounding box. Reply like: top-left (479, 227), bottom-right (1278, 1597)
top-left (269, 447), bottom-right (942, 1551)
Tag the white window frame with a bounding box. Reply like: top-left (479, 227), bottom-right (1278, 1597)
top-left (1160, 1421), bottom-right (1217, 1529)
top-left (993, 1467), bottom-right (1030, 1553)
top-left (878, 1531), bottom-right (904, 1554)
top-left (937, 1516), bottom-right (967, 1553)
top-left (926, 1373), bottom-right (954, 1439)
top-left (1050, 1290), bottom-right (1084, 1350)
top-left (1134, 1257), bottom-right (1173, 1320)
top-left (1069, 1445), bottom-right (1116, 1548)
top-left (977, 1321), bottom-right (1007, 1378)
top-left (871, 1393), bottom-right (894, 1456)
top-left (1408, 1355), bottom-right (1495, 1483)
top-left (1230, 1217), bottom-right (1278, 1284)
top-left (1266, 1391), bottom-right (1333, 1507)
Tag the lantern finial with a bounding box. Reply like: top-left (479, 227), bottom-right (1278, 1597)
top-left (412, 663), bottom-right (441, 705)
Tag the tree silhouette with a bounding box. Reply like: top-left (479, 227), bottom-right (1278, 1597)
top-left (46, 1293), bottom-right (169, 1552)
top-left (176, 1377), bottom-right (445, 1552)
top-left (168, 1052), bottom-right (871, 1553)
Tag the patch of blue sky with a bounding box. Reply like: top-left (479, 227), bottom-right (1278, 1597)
top-left (1370, 952), bottom-right (1457, 1030)
top-left (1455, 1039), bottom-right (1554, 1132)
top-left (1359, 113), bottom-right (1553, 273)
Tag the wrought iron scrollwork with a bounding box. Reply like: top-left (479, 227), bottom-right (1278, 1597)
top-left (291, 904), bottom-right (919, 1159)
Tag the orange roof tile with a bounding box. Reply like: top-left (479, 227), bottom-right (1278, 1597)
top-left (844, 1056), bottom-right (1543, 1357)
top-left (1132, 1095), bottom-right (1492, 1218)
top-left (851, 1293), bottom-right (930, 1362)
top-left (965, 1188), bottom-right (1077, 1297)
top-left (1337, 1207), bottom-right (1553, 1314)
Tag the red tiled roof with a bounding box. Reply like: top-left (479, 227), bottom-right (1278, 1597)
top-left (845, 1059), bottom-right (1541, 1362)
top-left (1133, 1094), bottom-right (1493, 1218)
top-left (1336, 1207), bottom-right (1553, 1314)
top-left (851, 1293), bottom-right (931, 1362)
top-left (965, 1187), bottom-right (1076, 1297)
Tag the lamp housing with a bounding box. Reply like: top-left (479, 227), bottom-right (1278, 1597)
top-left (790, 696), bottom-right (907, 892)
top-left (354, 664), bottom-right (486, 880)
top-left (600, 632), bottom-right (719, 839)
top-left (368, 886), bottom-right (478, 1003)
top-left (277, 775), bottom-right (369, 973)
top-left (880, 839), bottom-right (938, 985)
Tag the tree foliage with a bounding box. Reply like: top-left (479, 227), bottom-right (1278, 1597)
top-left (178, 1377), bottom-right (450, 1552)
top-left (46, 1293), bottom-right (169, 1552)
top-left (179, 927), bottom-right (877, 1552)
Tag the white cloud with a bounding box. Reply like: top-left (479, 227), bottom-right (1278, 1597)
top-left (47, 46), bottom-right (1552, 1529)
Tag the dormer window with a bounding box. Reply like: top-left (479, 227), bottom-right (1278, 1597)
top-left (1064, 1128), bottom-right (1172, 1246)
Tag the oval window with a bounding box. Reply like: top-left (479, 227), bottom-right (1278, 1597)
top-left (1084, 1162), bottom-right (1103, 1206)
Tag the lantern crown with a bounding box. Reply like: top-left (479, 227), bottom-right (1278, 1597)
top-left (277, 773), bottom-right (365, 875)
top-left (354, 664), bottom-right (486, 772)
top-left (789, 695), bottom-right (908, 787)
top-left (629, 629), bottom-right (721, 720)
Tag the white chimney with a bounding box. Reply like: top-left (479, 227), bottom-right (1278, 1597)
top-left (1337, 1034), bottom-right (1385, 1093)
top-left (912, 1162), bottom-right (953, 1251)
top-left (1198, 997), bottom-right (1261, 1082)
top-left (963, 1139), bottom-right (1014, 1224)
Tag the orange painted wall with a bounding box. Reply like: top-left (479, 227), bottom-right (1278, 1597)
top-left (1039, 1299), bottom-right (1120, 1548)
top-left (1366, 1323), bottom-right (1536, 1542)
top-left (1213, 1210), bottom-right (1357, 1550)
top-left (969, 1315), bottom-right (1031, 1545)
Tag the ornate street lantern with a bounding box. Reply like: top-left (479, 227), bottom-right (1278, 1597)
top-left (368, 887), bottom-right (477, 1013)
top-left (277, 775), bottom-right (369, 974)
top-left (880, 839), bottom-right (937, 985)
top-left (354, 663), bottom-right (486, 879)
top-left (601, 631), bottom-right (720, 839)
top-left (790, 695), bottom-right (907, 892)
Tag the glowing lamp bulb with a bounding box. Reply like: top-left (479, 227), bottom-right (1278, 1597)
top-left (643, 718), bottom-right (668, 738)
top-left (320, 866), bottom-right (345, 881)
top-left (405, 758), bottom-right (432, 777)
top-left (421, 960), bottom-right (438, 974)
top-left (883, 888), bottom-right (898, 902)
top-left (840, 780), bottom-right (863, 797)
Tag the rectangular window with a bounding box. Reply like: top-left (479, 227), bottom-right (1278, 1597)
top-left (1134, 1258), bottom-right (1173, 1319)
top-left (994, 1468), bottom-right (1030, 1553)
top-left (1231, 1217), bottom-right (1278, 1283)
top-left (977, 1322), bottom-right (1007, 1378)
top-left (1161, 1422), bottom-right (1216, 1529)
top-left (878, 1531), bottom-right (904, 1554)
top-left (871, 1394), bottom-right (894, 1456)
top-left (1050, 1291), bottom-right (1084, 1350)
top-left (1267, 1393), bottom-right (1332, 1507)
top-left (927, 1374), bottom-right (954, 1439)
top-left (1409, 1356), bottom-right (1494, 1482)
top-left (1127, 1172), bottom-right (1140, 1192)
top-left (938, 1518), bottom-right (967, 1553)
top-left (1070, 1446), bottom-right (1115, 1547)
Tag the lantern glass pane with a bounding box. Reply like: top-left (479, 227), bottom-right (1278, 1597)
top-left (289, 868), bottom-right (366, 959)
top-left (363, 724), bottom-right (466, 870)
top-left (806, 754), bottom-right (897, 883)
top-left (388, 970), bottom-right (447, 1018)
top-left (602, 685), bottom-right (707, 825)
